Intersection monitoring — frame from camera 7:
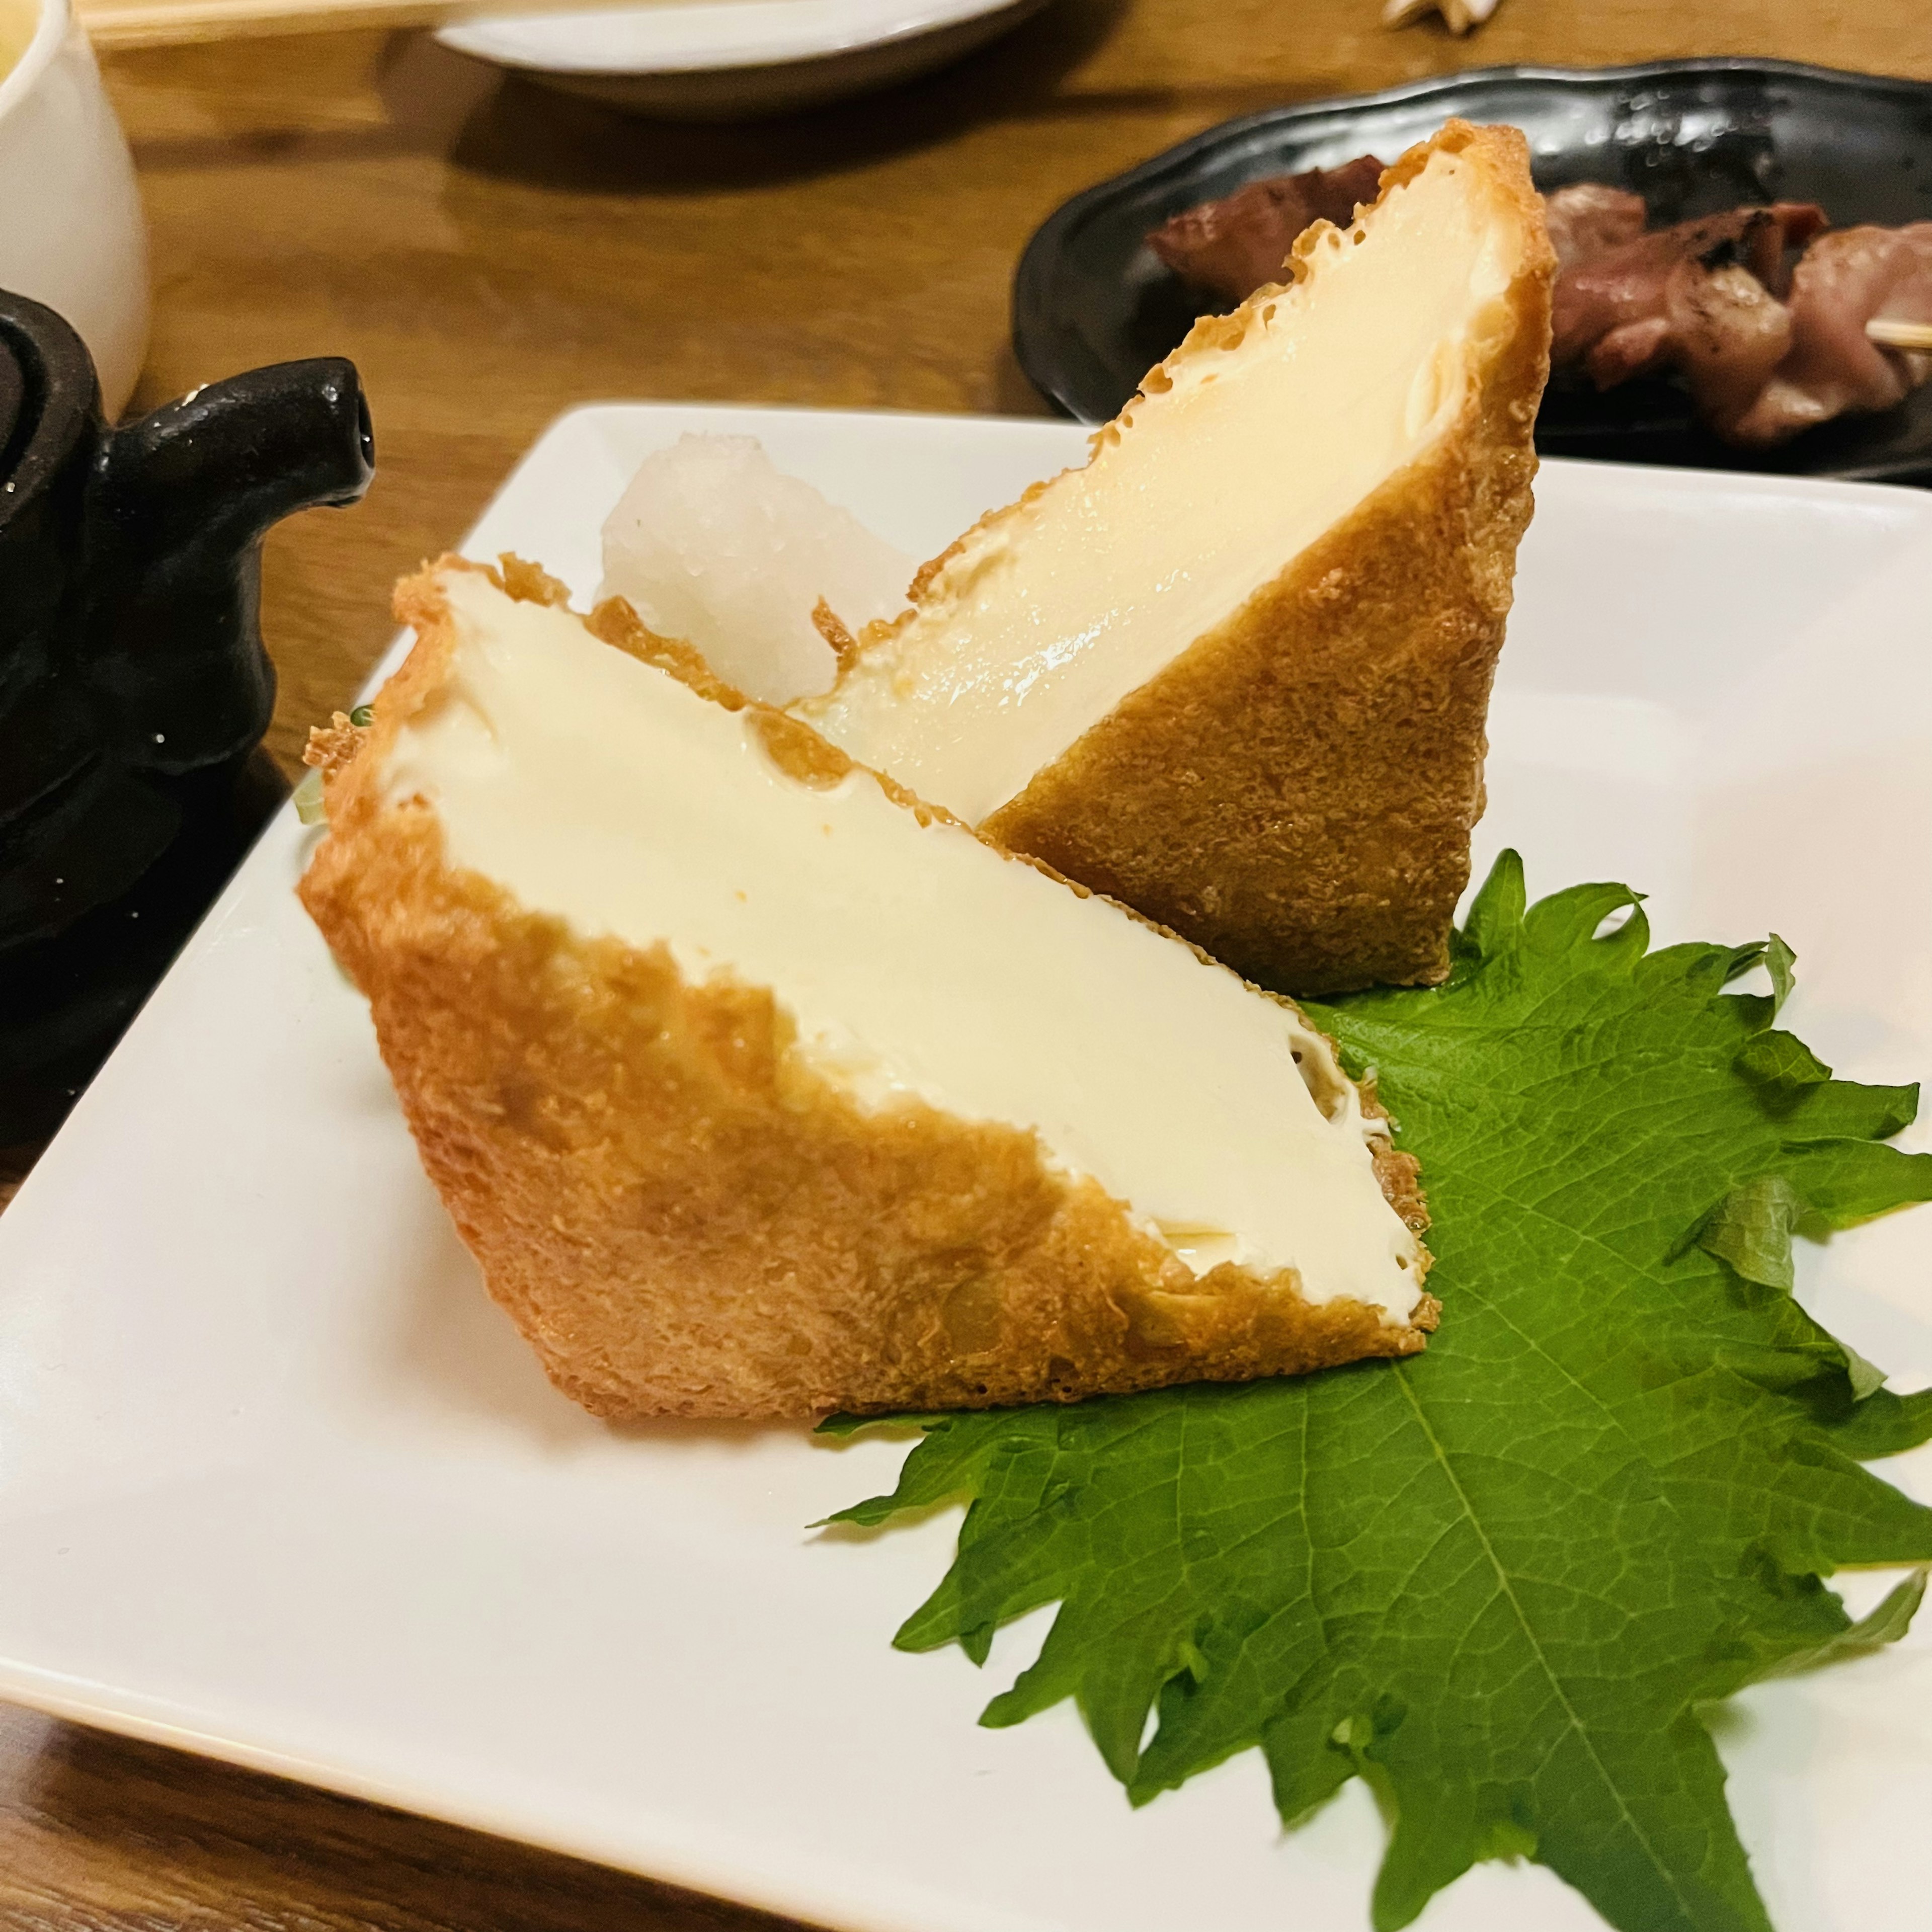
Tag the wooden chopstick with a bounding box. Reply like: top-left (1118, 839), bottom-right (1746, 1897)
top-left (79, 0), bottom-right (702, 51)
top-left (1867, 317), bottom-right (1932, 353)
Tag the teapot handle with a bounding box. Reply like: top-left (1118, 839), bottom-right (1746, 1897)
top-left (83, 358), bottom-right (375, 775)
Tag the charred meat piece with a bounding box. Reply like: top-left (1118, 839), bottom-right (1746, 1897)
top-left (1145, 156), bottom-right (1387, 303)
top-left (1542, 182), bottom-right (1648, 270)
top-left (1729, 223), bottom-right (1932, 445)
top-left (1551, 203), bottom-right (1825, 367)
top-left (1549, 204), bottom-right (1828, 438)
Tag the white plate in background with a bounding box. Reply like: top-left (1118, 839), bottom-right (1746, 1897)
top-left (436, 0), bottom-right (1048, 119)
top-left (0, 405), bottom-right (1927, 1932)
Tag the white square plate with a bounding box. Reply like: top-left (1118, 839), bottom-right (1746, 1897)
top-left (2, 406), bottom-right (1929, 1932)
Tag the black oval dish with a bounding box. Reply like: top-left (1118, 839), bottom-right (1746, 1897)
top-left (1012, 59), bottom-right (1932, 481)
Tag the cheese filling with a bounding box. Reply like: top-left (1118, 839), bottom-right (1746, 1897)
top-left (794, 148), bottom-right (1521, 822)
top-left (382, 572), bottom-right (1426, 1322)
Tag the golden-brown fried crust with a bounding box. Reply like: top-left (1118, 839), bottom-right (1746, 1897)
top-left (810, 596), bottom-right (861, 671)
top-left (585, 593), bottom-right (753, 710)
top-left (978, 121), bottom-right (1553, 994)
top-left (303, 711), bottom-right (365, 776)
top-left (300, 564), bottom-right (1435, 1419)
top-left (497, 553), bottom-right (574, 609)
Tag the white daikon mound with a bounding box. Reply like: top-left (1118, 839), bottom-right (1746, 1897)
top-left (597, 434), bottom-right (914, 705)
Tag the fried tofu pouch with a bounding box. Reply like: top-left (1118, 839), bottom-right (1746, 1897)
top-left (795, 122), bottom-right (1556, 993)
top-left (299, 561), bottom-right (1434, 1421)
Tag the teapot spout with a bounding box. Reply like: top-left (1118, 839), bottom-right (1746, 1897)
top-left (83, 357), bottom-right (374, 774)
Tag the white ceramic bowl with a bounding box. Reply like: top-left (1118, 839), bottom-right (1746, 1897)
top-left (436, 0), bottom-right (1048, 121)
top-left (0, 0), bottom-right (148, 415)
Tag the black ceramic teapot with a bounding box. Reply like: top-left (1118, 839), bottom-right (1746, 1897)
top-left (0, 288), bottom-right (375, 1143)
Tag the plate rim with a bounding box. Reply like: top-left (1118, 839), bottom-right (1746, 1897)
top-left (434, 0), bottom-right (1030, 77)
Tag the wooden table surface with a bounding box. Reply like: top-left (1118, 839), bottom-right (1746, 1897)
top-left (6, 0), bottom-right (1932, 1924)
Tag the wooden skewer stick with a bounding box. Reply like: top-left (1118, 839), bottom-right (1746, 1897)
top-left (1866, 316), bottom-right (1932, 353)
top-left (78, 0), bottom-right (703, 51)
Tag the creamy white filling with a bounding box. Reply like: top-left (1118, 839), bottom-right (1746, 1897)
top-left (382, 571), bottom-right (1425, 1322)
top-left (794, 148), bottom-right (1520, 822)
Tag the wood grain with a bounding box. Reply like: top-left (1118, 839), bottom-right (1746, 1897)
top-left (5, 2), bottom-right (1931, 1924)
top-left (0, 1704), bottom-right (806, 1929)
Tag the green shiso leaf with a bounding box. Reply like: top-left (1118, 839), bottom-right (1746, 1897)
top-left (1695, 1173), bottom-right (1810, 1292)
top-left (1754, 1567), bottom-right (1928, 1680)
top-left (824, 853), bottom-right (1932, 1932)
top-left (1764, 933), bottom-right (1797, 1017)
